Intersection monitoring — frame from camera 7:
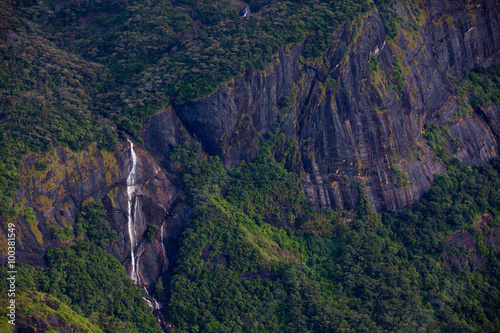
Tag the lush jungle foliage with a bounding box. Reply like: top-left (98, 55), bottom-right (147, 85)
top-left (0, 241), bottom-right (161, 332)
top-left (0, 0), bottom-right (373, 217)
top-left (2, 0), bottom-right (482, 218)
top-left (0, 288), bottom-right (104, 332)
top-left (75, 200), bottom-right (118, 248)
top-left (457, 65), bottom-right (500, 109)
top-left (2, 142), bottom-right (500, 331)
top-left (1, 192), bottom-right (160, 331)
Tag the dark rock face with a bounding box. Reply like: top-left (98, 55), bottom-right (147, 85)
top-left (141, 105), bottom-right (195, 174)
top-left (106, 143), bottom-right (177, 285)
top-left (479, 103), bottom-right (500, 139)
top-left (1, 99), bottom-right (196, 286)
top-left (424, 0), bottom-right (500, 76)
top-left (175, 43), bottom-right (304, 167)
top-left (6, 145), bottom-right (117, 267)
top-left (172, 0), bottom-right (500, 211)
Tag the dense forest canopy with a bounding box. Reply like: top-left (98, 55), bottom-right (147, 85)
top-left (0, 0), bottom-right (374, 216)
top-left (162, 137), bottom-right (500, 332)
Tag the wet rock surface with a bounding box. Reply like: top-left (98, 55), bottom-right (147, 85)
top-left (2, 142), bottom-right (181, 285)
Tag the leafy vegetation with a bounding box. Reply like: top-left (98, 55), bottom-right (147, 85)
top-left (0, 0), bottom-right (118, 217)
top-left (99, 0), bottom-right (372, 116)
top-left (373, 0), bottom-right (404, 39)
top-left (388, 62), bottom-right (406, 98)
top-left (166, 136), bottom-right (326, 331)
top-left (423, 124), bottom-right (454, 161)
top-left (453, 103), bottom-right (473, 120)
top-left (0, 0), bottom-right (374, 217)
top-left (389, 156), bottom-right (410, 188)
top-left (0, 242), bottom-right (161, 332)
top-left (369, 55), bottom-right (380, 78)
top-left (457, 65), bottom-right (500, 108)
top-left (0, 196), bottom-right (159, 332)
top-left (40, 241), bottom-right (160, 332)
top-left (0, 286), bottom-right (103, 332)
top-left (75, 200), bottom-right (117, 248)
top-left (47, 224), bottom-right (74, 242)
top-left (1, 0), bottom-right (500, 331)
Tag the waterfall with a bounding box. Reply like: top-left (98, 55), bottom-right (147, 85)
top-left (127, 139), bottom-right (138, 283)
top-left (153, 297), bottom-right (160, 310)
top-left (243, 5), bottom-right (250, 17)
top-left (136, 255), bottom-right (142, 286)
top-left (143, 287), bottom-right (161, 310)
top-left (127, 140), bottom-right (163, 330)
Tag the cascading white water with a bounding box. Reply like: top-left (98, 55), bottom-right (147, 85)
top-left (127, 140), bottom-right (162, 329)
top-left (143, 287), bottom-right (161, 310)
top-left (153, 298), bottom-right (160, 310)
top-left (136, 255), bottom-right (142, 285)
top-left (243, 5), bottom-right (250, 16)
top-left (127, 139), bottom-right (138, 283)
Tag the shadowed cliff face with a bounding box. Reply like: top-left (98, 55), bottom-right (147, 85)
top-left (424, 0), bottom-right (500, 75)
top-left (172, 0), bottom-right (500, 211)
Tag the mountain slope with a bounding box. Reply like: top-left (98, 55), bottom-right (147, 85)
top-left (0, 0), bottom-right (500, 331)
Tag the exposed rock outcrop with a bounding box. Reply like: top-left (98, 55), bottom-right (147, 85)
top-left (171, 0), bottom-right (500, 211)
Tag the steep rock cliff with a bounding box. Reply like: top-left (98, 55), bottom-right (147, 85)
top-left (172, 0), bottom-right (500, 211)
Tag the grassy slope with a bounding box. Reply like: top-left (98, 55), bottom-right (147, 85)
top-left (0, 290), bottom-right (103, 332)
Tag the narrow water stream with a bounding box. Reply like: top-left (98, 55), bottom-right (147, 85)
top-left (127, 140), bottom-right (165, 331)
top-left (127, 139), bottom-right (138, 283)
